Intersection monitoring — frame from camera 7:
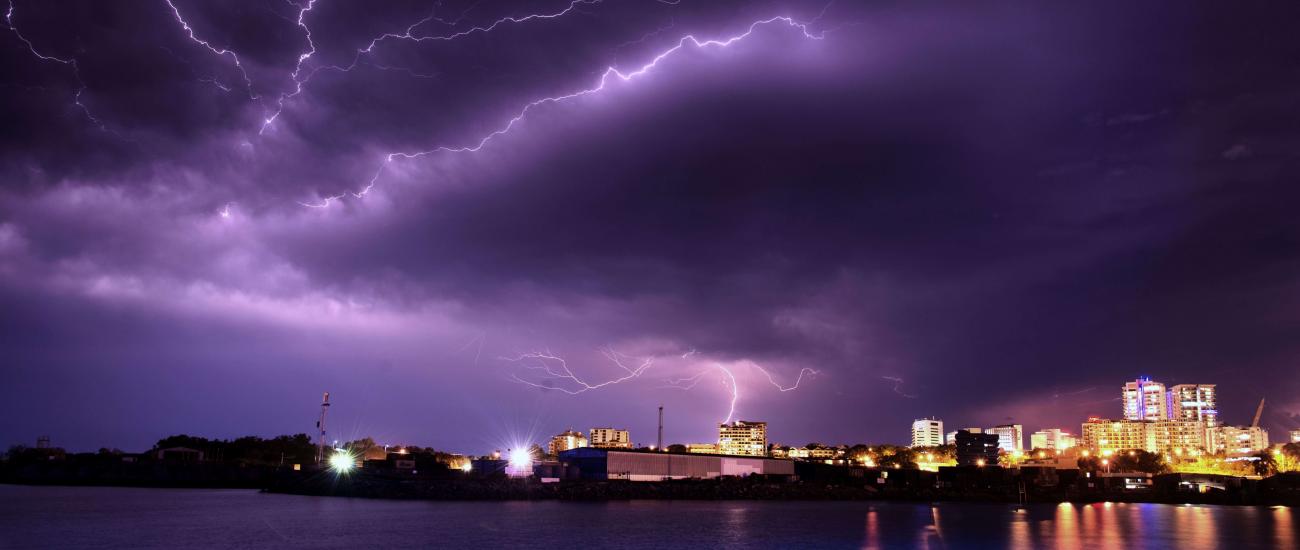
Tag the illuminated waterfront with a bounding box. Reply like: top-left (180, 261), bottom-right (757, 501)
top-left (0, 485), bottom-right (1292, 549)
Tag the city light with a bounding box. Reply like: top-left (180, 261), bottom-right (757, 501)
top-left (328, 450), bottom-right (355, 473)
top-left (508, 448), bottom-right (532, 477)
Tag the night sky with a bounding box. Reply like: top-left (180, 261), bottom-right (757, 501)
top-left (3, 0), bottom-right (1299, 453)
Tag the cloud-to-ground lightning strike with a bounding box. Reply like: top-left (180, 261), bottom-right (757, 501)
top-left (502, 348), bottom-right (654, 395)
top-left (162, 0), bottom-right (259, 101)
top-left (301, 14), bottom-right (825, 208)
top-left (664, 360), bottom-right (818, 423)
top-left (4, 0), bottom-right (108, 131)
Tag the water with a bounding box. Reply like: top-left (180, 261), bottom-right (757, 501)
top-left (0, 485), bottom-right (1294, 549)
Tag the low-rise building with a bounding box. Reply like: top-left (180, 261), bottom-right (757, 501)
top-left (559, 448), bottom-right (793, 481)
top-left (686, 443), bottom-right (719, 455)
top-left (1211, 426), bottom-right (1269, 455)
top-left (1290, 429), bottom-right (1300, 444)
top-left (1029, 429), bottom-right (1077, 451)
top-left (589, 428), bottom-right (632, 449)
top-left (782, 445), bottom-right (844, 462)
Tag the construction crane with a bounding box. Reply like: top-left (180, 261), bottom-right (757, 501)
top-left (1251, 397), bottom-right (1265, 428)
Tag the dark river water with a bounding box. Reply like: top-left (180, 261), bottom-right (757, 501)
top-left (0, 485), bottom-right (1295, 549)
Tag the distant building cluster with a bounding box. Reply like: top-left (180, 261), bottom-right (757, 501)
top-left (917, 376), bottom-right (1275, 465)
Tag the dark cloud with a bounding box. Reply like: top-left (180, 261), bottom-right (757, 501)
top-left (2, 0), bottom-right (1299, 451)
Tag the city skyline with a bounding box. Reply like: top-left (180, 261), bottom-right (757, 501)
top-left (3, 1), bottom-right (1300, 454)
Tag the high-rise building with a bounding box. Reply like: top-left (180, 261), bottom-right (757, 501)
top-left (1291, 429), bottom-right (1300, 444)
top-left (1211, 426), bottom-right (1269, 455)
top-left (1122, 377), bottom-right (1169, 421)
top-left (954, 430), bottom-right (1000, 466)
top-left (589, 428), bottom-right (632, 449)
top-left (718, 421), bottom-right (767, 456)
top-left (1029, 429), bottom-right (1076, 451)
top-left (986, 424), bottom-right (1024, 453)
top-left (911, 418), bottom-right (944, 448)
top-left (547, 429), bottom-right (588, 456)
top-left (1169, 384), bottom-right (1218, 427)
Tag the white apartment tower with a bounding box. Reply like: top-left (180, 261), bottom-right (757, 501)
top-left (1122, 377), bottom-right (1170, 421)
top-left (911, 418), bottom-right (944, 448)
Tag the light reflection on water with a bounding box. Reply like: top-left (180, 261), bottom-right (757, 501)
top-left (0, 485), bottom-right (1292, 549)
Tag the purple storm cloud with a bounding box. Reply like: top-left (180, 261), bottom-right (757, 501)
top-left (2, 0), bottom-right (1299, 452)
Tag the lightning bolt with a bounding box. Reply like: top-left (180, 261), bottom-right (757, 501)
top-left (663, 359), bottom-right (818, 424)
top-left (4, 0), bottom-right (109, 131)
top-left (302, 13), bottom-right (826, 207)
top-left (259, 0), bottom-right (319, 134)
top-left (163, 0), bottom-right (259, 100)
top-left (503, 348), bottom-right (654, 395)
top-left (262, 0), bottom-right (601, 135)
top-left (881, 376), bottom-right (917, 399)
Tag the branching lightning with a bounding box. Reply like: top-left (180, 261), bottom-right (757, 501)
top-left (263, 0), bottom-right (601, 135)
top-left (664, 358), bottom-right (819, 424)
top-left (163, 0), bottom-right (259, 100)
top-left (503, 348), bottom-right (654, 395)
top-left (4, 0), bottom-right (108, 131)
top-left (301, 13), bottom-right (826, 207)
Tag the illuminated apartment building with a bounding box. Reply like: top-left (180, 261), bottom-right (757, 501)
top-left (911, 418), bottom-right (944, 448)
top-left (1211, 426), bottom-right (1269, 455)
top-left (1169, 384), bottom-right (1218, 427)
top-left (547, 429), bottom-right (588, 456)
top-left (1081, 418), bottom-right (1208, 454)
top-left (589, 428), bottom-right (632, 449)
top-left (1122, 377), bottom-right (1169, 421)
top-left (718, 421), bottom-right (768, 456)
top-left (1082, 418), bottom-right (1150, 453)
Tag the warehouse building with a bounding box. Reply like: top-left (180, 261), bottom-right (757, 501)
top-left (559, 448), bottom-right (794, 481)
